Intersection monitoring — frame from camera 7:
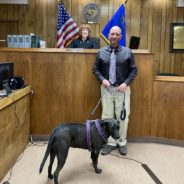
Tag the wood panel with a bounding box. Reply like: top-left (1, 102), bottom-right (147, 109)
top-left (0, 21), bottom-right (19, 47)
top-left (128, 54), bottom-right (154, 137)
top-left (0, 87), bottom-right (31, 181)
top-left (0, 0), bottom-right (184, 74)
top-left (0, 49), bottom-right (153, 137)
top-left (151, 77), bottom-right (184, 140)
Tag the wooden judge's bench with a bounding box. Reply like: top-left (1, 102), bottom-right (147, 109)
top-left (0, 48), bottom-right (184, 181)
top-left (0, 48), bottom-right (154, 136)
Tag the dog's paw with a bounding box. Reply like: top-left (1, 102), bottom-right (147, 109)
top-left (48, 174), bottom-right (53, 180)
top-left (95, 168), bottom-right (102, 174)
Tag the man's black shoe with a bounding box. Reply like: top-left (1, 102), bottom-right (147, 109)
top-left (119, 146), bottom-right (127, 155)
top-left (101, 145), bottom-right (116, 155)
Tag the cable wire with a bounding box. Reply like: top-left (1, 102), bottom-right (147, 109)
top-left (110, 153), bottom-right (163, 184)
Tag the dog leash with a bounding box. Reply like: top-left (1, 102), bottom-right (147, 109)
top-left (90, 97), bottom-right (102, 117)
top-left (120, 92), bottom-right (126, 120)
top-left (89, 86), bottom-right (116, 118)
top-left (89, 85), bottom-right (126, 121)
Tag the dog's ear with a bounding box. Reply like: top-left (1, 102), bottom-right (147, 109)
top-left (100, 119), bottom-right (108, 127)
top-left (101, 119), bottom-right (113, 129)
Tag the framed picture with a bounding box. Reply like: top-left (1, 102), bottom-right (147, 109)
top-left (170, 23), bottom-right (184, 53)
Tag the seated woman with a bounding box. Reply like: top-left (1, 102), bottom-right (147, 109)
top-left (67, 24), bottom-right (100, 49)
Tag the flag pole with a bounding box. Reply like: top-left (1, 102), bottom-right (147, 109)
top-left (100, 33), bottom-right (110, 45)
top-left (124, 0), bottom-right (129, 4)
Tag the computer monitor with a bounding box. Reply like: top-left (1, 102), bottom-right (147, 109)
top-left (0, 62), bottom-right (14, 90)
top-left (129, 36), bottom-right (140, 49)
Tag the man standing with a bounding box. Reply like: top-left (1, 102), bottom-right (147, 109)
top-left (93, 26), bottom-right (137, 155)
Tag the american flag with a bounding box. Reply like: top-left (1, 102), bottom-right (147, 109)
top-left (56, 2), bottom-right (79, 48)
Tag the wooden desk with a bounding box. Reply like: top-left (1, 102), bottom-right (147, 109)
top-left (0, 86), bottom-right (31, 181)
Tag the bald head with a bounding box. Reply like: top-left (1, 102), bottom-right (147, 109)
top-left (108, 26), bottom-right (122, 47)
top-left (109, 26), bottom-right (122, 35)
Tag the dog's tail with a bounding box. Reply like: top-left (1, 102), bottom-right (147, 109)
top-left (39, 133), bottom-right (55, 174)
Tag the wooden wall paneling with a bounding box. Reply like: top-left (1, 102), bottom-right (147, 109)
top-left (0, 5), bottom-right (9, 46)
top-left (7, 5), bottom-right (19, 20)
top-left (30, 52), bottom-right (79, 134)
top-left (0, 21), bottom-right (19, 47)
top-left (22, 4), bottom-right (29, 34)
top-left (91, 23), bottom-right (100, 38)
top-left (99, 0), bottom-right (109, 47)
top-left (86, 0), bottom-right (95, 38)
top-left (19, 5), bottom-right (26, 34)
top-left (151, 80), bottom-right (184, 140)
top-left (181, 55), bottom-right (184, 74)
top-left (170, 53), bottom-right (176, 74)
top-left (108, 0), bottom-right (114, 19)
top-left (72, 53), bottom-right (101, 121)
top-left (130, 0), bottom-right (141, 37)
top-left (47, 0), bottom-right (56, 48)
top-left (152, 1), bottom-right (162, 73)
top-left (164, 0), bottom-right (174, 73)
top-left (0, 5), bottom-right (8, 19)
top-left (26, 0), bottom-right (36, 34)
top-left (147, 0), bottom-right (153, 53)
top-left (0, 50), bottom-right (102, 134)
top-left (78, 0), bottom-right (88, 24)
top-left (71, 0), bottom-right (77, 23)
top-left (175, 54), bottom-right (183, 75)
top-left (35, 0), bottom-right (43, 38)
top-left (170, 0), bottom-right (177, 74)
top-left (179, 0), bottom-right (184, 73)
top-left (0, 22), bottom-right (8, 47)
top-left (113, 0), bottom-right (120, 13)
top-left (174, 7), bottom-right (184, 75)
top-left (140, 0), bottom-right (149, 49)
top-left (43, 0), bottom-right (48, 43)
top-left (151, 81), bottom-right (168, 138)
top-left (128, 54), bottom-right (154, 137)
top-left (94, 0), bottom-right (102, 38)
top-left (125, 0), bottom-right (131, 46)
top-left (63, 0), bottom-right (72, 14)
top-left (159, 0), bottom-right (166, 73)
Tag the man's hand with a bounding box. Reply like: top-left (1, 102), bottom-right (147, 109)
top-left (117, 83), bottom-right (127, 92)
top-left (102, 79), bottom-right (111, 87)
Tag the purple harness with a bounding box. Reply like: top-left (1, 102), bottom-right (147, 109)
top-left (86, 119), bottom-right (107, 151)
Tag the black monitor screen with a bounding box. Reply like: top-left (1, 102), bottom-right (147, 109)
top-left (129, 36), bottom-right (140, 49)
top-left (0, 62), bottom-right (14, 90)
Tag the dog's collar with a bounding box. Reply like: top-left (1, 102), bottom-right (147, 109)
top-left (95, 120), bottom-right (107, 143)
top-left (86, 119), bottom-right (107, 151)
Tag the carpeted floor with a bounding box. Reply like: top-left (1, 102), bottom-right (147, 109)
top-left (2, 142), bottom-right (184, 184)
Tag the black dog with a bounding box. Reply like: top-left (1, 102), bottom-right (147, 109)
top-left (39, 119), bottom-right (120, 184)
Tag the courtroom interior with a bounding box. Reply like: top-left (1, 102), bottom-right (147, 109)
top-left (0, 0), bottom-right (184, 184)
